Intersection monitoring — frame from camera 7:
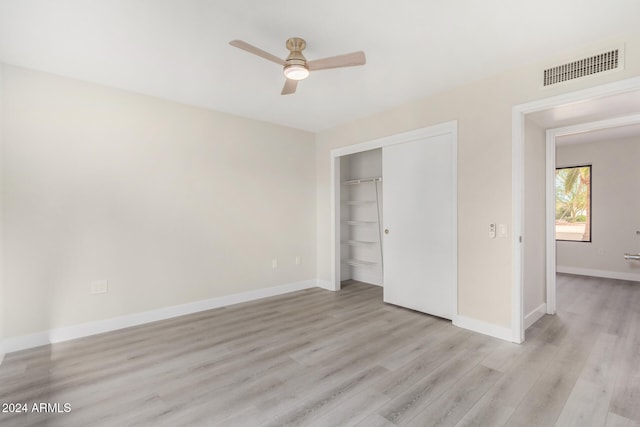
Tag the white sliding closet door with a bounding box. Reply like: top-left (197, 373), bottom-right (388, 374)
top-left (383, 133), bottom-right (455, 319)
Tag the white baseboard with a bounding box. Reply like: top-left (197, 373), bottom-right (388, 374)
top-left (2, 279), bottom-right (319, 355)
top-left (453, 315), bottom-right (514, 342)
top-left (316, 279), bottom-right (336, 291)
top-left (524, 303), bottom-right (547, 330)
top-left (557, 266), bottom-right (640, 282)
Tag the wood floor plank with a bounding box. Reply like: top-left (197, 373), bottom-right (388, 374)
top-left (260, 365), bottom-right (389, 427)
top-left (306, 389), bottom-right (390, 427)
top-left (609, 310), bottom-right (640, 423)
top-left (503, 328), bottom-right (596, 426)
top-left (355, 413), bottom-right (398, 427)
top-left (403, 364), bottom-right (501, 427)
top-left (455, 341), bottom-right (559, 427)
top-left (377, 334), bottom-right (496, 425)
top-left (604, 412), bottom-right (639, 427)
top-left (554, 333), bottom-right (620, 427)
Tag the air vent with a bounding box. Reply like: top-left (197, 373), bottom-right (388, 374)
top-left (543, 49), bottom-right (621, 86)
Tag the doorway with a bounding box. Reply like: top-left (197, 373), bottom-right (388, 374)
top-left (513, 76), bottom-right (640, 342)
top-left (545, 114), bottom-right (640, 314)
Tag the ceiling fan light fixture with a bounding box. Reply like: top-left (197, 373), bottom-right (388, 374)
top-left (283, 64), bottom-right (309, 80)
top-left (229, 37), bottom-right (366, 95)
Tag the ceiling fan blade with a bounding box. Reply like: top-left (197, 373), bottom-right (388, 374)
top-left (229, 40), bottom-right (286, 66)
top-left (307, 51), bottom-right (366, 71)
top-left (281, 79), bottom-right (298, 95)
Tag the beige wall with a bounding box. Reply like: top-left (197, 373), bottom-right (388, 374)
top-left (316, 35), bottom-right (640, 328)
top-left (523, 119), bottom-right (546, 316)
top-left (557, 136), bottom-right (640, 278)
top-left (1, 65), bottom-right (316, 338)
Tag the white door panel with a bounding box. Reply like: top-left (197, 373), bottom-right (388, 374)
top-left (382, 134), bottom-right (455, 319)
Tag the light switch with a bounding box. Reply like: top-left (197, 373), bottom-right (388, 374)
top-left (498, 224), bottom-right (509, 238)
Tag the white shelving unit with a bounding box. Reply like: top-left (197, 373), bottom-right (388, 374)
top-left (341, 176), bottom-right (384, 283)
top-left (346, 259), bottom-right (377, 267)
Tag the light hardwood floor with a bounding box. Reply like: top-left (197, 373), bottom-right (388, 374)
top-left (0, 274), bottom-right (639, 426)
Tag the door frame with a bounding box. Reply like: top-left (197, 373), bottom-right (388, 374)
top-left (330, 120), bottom-right (458, 318)
top-left (512, 76), bottom-right (640, 343)
top-left (545, 112), bottom-right (640, 315)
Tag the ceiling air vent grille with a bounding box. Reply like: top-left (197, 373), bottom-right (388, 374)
top-left (543, 49), bottom-right (620, 86)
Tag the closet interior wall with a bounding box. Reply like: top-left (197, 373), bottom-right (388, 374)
top-left (339, 149), bottom-right (383, 286)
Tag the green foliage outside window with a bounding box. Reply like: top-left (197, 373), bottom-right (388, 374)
top-left (555, 166), bottom-right (591, 242)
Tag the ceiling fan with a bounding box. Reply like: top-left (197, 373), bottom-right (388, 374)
top-left (229, 37), bottom-right (366, 95)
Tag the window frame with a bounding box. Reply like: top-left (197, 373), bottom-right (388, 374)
top-left (555, 164), bottom-right (592, 243)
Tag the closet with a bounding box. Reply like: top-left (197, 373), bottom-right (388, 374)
top-left (340, 149), bottom-right (384, 286)
top-left (333, 123), bottom-right (457, 321)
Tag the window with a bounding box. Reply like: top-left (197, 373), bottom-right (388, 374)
top-left (555, 165), bottom-right (591, 242)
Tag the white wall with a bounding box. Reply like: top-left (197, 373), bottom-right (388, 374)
top-left (523, 118), bottom-right (546, 324)
top-left (1, 65), bottom-right (316, 339)
top-left (556, 136), bottom-right (640, 280)
top-left (316, 35), bottom-right (640, 329)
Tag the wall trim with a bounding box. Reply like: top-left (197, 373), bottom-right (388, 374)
top-left (2, 279), bottom-right (320, 355)
top-left (316, 279), bottom-right (335, 291)
top-left (453, 315), bottom-right (514, 342)
top-left (524, 303), bottom-right (547, 330)
top-left (557, 266), bottom-right (640, 283)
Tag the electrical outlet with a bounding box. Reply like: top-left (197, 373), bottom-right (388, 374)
top-left (295, 256), bottom-right (301, 265)
top-left (90, 280), bottom-right (108, 294)
top-left (272, 259), bottom-right (278, 269)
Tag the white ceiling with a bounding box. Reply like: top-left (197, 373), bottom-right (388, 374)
top-left (1, 0), bottom-right (640, 132)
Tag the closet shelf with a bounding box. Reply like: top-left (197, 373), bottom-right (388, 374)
top-left (346, 200), bottom-right (376, 205)
top-left (343, 220), bottom-right (377, 226)
top-left (341, 240), bottom-right (377, 247)
top-left (344, 259), bottom-right (377, 267)
top-left (342, 177), bottom-right (382, 185)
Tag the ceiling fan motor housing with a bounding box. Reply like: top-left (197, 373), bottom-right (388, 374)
top-left (285, 38), bottom-right (308, 67)
top-left (286, 37), bottom-right (306, 54)
top-left (284, 37), bottom-right (309, 79)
